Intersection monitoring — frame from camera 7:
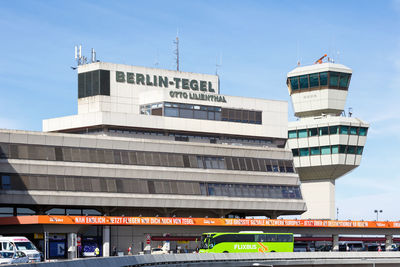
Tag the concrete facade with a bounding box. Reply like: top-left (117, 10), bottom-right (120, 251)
top-left (286, 62), bottom-right (369, 220)
top-left (0, 61), bottom-right (307, 258)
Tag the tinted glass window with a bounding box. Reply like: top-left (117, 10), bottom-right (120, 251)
top-left (331, 145), bottom-right (339, 154)
top-left (320, 72), bottom-right (328, 86)
top-left (299, 75), bottom-right (309, 89)
top-left (288, 130), bottom-right (297, 138)
top-left (357, 146), bottom-right (363, 155)
top-left (340, 126), bottom-right (349, 134)
top-left (309, 73), bottom-right (319, 87)
top-left (277, 234), bottom-right (293, 242)
top-left (292, 149), bottom-right (299, 157)
top-left (164, 107), bottom-right (179, 117)
top-left (308, 128), bottom-right (318, 137)
top-left (339, 73), bottom-right (350, 88)
top-left (299, 148), bottom-right (309, 156)
top-left (321, 146), bottom-right (331, 155)
top-left (290, 77), bottom-right (299, 90)
top-left (319, 127), bottom-right (329, 136)
top-left (350, 127), bottom-right (358, 135)
top-left (329, 72), bottom-right (339, 87)
top-left (339, 145), bottom-right (347, 154)
top-left (310, 147), bottom-right (320, 155)
top-left (298, 129), bottom-right (307, 138)
top-left (347, 146), bottom-right (356, 154)
top-left (359, 127), bottom-right (368, 136)
top-left (329, 126), bottom-right (339, 134)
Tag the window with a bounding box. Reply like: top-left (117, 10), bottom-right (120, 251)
top-left (321, 146), bottom-right (331, 155)
top-left (319, 127), bottom-right (329, 136)
top-left (1, 175), bottom-right (10, 189)
top-left (329, 126), bottom-right (339, 134)
top-left (298, 129), bottom-right (308, 138)
top-left (308, 128), bottom-right (318, 137)
top-left (292, 149), bottom-right (299, 157)
top-left (164, 107), bottom-right (179, 117)
top-left (331, 145), bottom-right (339, 154)
top-left (329, 72), bottom-right (339, 87)
top-left (310, 147), bottom-right (320, 155)
top-left (309, 73), bottom-right (319, 88)
top-left (339, 145), bottom-right (347, 154)
top-left (340, 126), bottom-right (349, 135)
top-left (299, 148), bottom-right (309, 156)
top-left (299, 75), bottom-right (309, 89)
top-left (339, 73), bottom-right (350, 88)
top-left (319, 72), bottom-right (328, 86)
top-left (288, 130), bottom-right (297, 139)
top-left (357, 146), bottom-right (363, 155)
top-left (359, 127), bottom-right (368, 136)
top-left (347, 146), bottom-right (356, 154)
top-left (290, 77), bottom-right (299, 90)
top-left (180, 109), bottom-right (193, 118)
top-left (350, 127), bottom-right (358, 135)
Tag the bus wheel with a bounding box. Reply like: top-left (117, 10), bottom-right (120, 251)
top-left (223, 251), bottom-right (229, 253)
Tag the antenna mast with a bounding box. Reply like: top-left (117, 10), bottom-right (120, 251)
top-left (174, 32), bottom-right (180, 71)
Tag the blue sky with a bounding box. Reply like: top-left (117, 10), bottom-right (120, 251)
top-left (1, 0), bottom-right (399, 220)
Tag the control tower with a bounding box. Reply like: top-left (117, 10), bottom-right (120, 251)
top-left (286, 56), bottom-right (369, 219)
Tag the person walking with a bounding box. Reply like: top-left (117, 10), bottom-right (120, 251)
top-left (94, 247), bottom-right (100, 257)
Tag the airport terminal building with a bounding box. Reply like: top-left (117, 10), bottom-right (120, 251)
top-left (0, 62), bottom-right (306, 257)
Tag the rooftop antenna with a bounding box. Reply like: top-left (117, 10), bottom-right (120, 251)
top-left (173, 29), bottom-right (180, 71)
top-left (348, 107), bottom-right (353, 117)
top-left (215, 53), bottom-right (222, 75)
top-left (91, 48), bottom-right (96, 63)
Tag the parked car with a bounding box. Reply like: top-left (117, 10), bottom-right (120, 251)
top-left (0, 251), bottom-right (29, 264)
top-left (151, 243), bottom-right (169, 255)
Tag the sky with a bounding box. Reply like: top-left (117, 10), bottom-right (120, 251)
top-left (0, 0), bottom-right (399, 221)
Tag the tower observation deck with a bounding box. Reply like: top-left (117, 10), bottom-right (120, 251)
top-left (286, 59), bottom-right (369, 220)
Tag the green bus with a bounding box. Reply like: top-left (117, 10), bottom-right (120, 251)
top-left (199, 232), bottom-right (294, 253)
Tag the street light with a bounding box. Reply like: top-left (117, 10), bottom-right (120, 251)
top-left (374, 210), bottom-right (383, 221)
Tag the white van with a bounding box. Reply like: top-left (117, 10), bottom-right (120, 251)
top-left (0, 236), bottom-right (41, 262)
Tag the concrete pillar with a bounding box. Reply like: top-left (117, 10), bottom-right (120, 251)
top-left (332, 234), bottom-right (339, 251)
top-left (300, 180), bottom-right (336, 220)
top-left (67, 233), bottom-right (77, 259)
top-left (385, 235), bottom-right (393, 251)
top-left (103, 226), bottom-right (110, 257)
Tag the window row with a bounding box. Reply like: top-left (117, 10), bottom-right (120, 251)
top-left (288, 125), bottom-right (368, 139)
top-left (0, 143), bottom-right (295, 174)
top-left (0, 174), bottom-right (300, 200)
top-left (291, 145), bottom-right (364, 157)
top-left (221, 108), bottom-right (262, 124)
top-left (140, 102), bottom-right (262, 125)
top-left (212, 234), bottom-right (293, 244)
top-left (201, 183), bottom-right (302, 199)
top-left (288, 71), bottom-right (351, 92)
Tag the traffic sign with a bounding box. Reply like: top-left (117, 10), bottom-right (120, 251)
top-left (146, 234), bottom-right (151, 244)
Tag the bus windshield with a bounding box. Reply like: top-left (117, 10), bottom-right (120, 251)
top-left (200, 235), bottom-right (209, 249)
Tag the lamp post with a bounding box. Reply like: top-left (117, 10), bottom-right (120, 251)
top-left (374, 209), bottom-right (382, 221)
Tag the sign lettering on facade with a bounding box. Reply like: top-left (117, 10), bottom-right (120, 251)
top-left (116, 71), bottom-right (216, 93)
